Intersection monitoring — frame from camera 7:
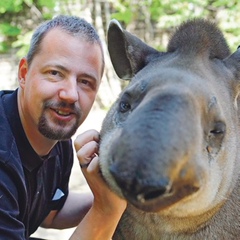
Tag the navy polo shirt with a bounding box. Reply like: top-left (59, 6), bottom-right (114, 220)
top-left (0, 90), bottom-right (73, 239)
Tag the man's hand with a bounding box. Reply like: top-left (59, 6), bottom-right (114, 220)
top-left (72, 129), bottom-right (127, 239)
top-left (74, 129), bottom-right (126, 214)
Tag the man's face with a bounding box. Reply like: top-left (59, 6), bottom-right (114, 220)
top-left (18, 28), bottom-right (103, 140)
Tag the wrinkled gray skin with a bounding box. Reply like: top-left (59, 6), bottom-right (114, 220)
top-left (99, 19), bottom-right (240, 239)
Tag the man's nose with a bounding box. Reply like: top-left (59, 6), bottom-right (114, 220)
top-left (58, 78), bottom-right (78, 103)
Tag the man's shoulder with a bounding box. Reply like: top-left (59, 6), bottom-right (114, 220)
top-left (0, 90), bottom-right (15, 111)
top-left (0, 90), bottom-right (20, 166)
top-left (0, 90), bottom-right (14, 97)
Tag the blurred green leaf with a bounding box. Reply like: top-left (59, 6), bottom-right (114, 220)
top-left (111, 9), bottom-right (132, 24)
top-left (12, 31), bottom-right (32, 57)
top-left (39, 0), bottom-right (55, 9)
top-left (0, 0), bottom-right (23, 13)
top-left (0, 42), bottom-right (9, 53)
top-left (0, 23), bottom-right (21, 37)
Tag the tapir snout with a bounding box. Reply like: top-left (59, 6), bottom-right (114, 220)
top-left (108, 86), bottom-right (204, 212)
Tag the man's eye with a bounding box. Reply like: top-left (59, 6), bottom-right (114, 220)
top-left (49, 70), bottom-right (59, 76)
top-left (80, 79), bottom-right (94, 89)
top-left (81, 79), bottom-right (90, 85)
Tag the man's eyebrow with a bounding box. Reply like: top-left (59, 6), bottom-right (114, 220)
top-left (53, 64), bottom-right (69, 72)
top-left (79, 73), bottom-right (98, 82)
top-left (43, 64), bottom-right (69, 73)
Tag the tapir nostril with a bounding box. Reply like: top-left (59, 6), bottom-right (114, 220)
top-left (136, 187), bottom-right (167, 203)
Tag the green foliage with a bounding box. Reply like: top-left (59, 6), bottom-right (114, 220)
top-left (0, 0), bottom-right (22, 13)
top-left (1, 0), bottom-right (240, 56)
top-left (12, 31), bottom-right (33, 57)
top-left (111, 9), bottom-right (132, 24)
top-left (0, 23), bottom-right (21, 36)
top-left (111, 1), bottom-right (133, 24)
top-left (38, 0), bottom-right (55, 8)
top-left (0, 23), bottom-right (22, 53)
top-left (0, 0), bottom-right (57, 54)
top-left (110, 0), bottom-right (240, 51)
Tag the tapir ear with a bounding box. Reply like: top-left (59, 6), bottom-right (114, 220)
top-left (224, 47), bottom-right (240, 82)
top-left (223, 47), bottom-right (240, 105)
top-left (107, 19), bottom-right (160, 80)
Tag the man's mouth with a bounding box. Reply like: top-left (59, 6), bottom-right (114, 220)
top-left (45, 101), bottom-right (80, 119)
top-left (55, 109), bottom-right (72, 116)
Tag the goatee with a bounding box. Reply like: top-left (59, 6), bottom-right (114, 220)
top-left (38, 100), bottom-right (81, 140)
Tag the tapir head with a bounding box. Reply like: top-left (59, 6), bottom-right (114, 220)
top-left (100, 19), bottom-right (240, 218)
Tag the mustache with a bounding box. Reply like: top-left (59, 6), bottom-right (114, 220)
top-left (43, 100), bottom-right (82, 117)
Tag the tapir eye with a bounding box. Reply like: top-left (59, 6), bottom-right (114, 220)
top-left (210, 121), bottom-right (226, 135)
top-left (207, 121), bottom-right (226, 155)
top-left (119, 101), bottom-right (131, 113)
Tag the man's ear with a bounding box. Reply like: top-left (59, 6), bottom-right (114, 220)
top-left (18, 57), bottom-right (28, 88)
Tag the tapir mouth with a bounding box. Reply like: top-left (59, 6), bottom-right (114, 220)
top-left (121, 183), bottom-right (200, 212)
top-left (110, 162), bottom-right (201, 212)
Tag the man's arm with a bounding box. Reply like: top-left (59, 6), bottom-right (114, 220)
top-left (42, 129), bottom-right (127, 239)
top-left (41, 191), bottom-right (93, 229)
top-left (42, 164), bottom-right (126, 240)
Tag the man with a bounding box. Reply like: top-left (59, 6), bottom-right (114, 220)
top-left (0, 15), bottom-right (126, 239)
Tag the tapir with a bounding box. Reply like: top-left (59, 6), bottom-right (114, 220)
top-left (99, 19), bottom-right (240, 239)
